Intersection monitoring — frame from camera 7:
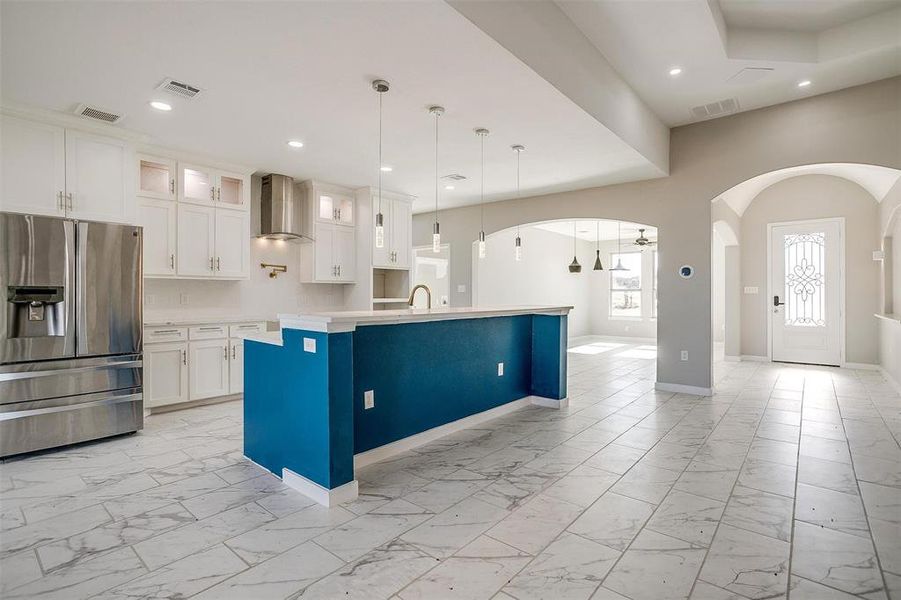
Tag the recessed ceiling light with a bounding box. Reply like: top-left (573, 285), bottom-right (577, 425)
top-left (798, 80), bottom-right (811, 88)
top-left (287, 140), bottom-right (304, 148)
top-left (380, 166), bottom-right (393, 172)
top-left (669, 67), bottom-right (682, 76)
top-left (445, 185), bottom-right (455, 190)
top-left (149, 101), bottom-right (172, 111)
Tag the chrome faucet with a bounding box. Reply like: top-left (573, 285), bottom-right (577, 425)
top-left (407, 284), bottom-right (432, 309)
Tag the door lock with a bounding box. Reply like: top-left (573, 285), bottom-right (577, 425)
top-left (773, 295), bottom-right (785, 307)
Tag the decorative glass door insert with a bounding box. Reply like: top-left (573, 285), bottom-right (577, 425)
top-left (783, 232), bottom-right (825, 327)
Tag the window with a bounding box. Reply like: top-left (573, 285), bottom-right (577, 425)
top-left (653, 250), bottom-right (658, 318)
top-left (609, 252), bottom-right (642, 317)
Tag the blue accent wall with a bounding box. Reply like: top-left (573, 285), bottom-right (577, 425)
top-left (244, 313), bottom-right (568, 490)
top-left (244, 329), bottom-right (354, 489)
top-left (352, 315), bottom-right (533, 453)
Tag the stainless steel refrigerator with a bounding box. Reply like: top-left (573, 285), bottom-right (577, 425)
top-left (0, 212), bottom-right (143, 457)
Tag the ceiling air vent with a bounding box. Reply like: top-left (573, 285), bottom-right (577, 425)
top-left (156, 78), bottom-right (202, 100)
top-left (74, 103), bottom-right (123, 124)
top-left (690, 97), bottom-right (740, 121)
top-left (442, 174), bottom-right (467, 181)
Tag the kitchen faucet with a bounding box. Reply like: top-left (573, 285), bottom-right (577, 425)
top-left (407, 284), bottom-right (432, 309)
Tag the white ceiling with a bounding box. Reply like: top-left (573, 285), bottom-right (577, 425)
top-left (555, 0), bottom-right (901, 126)
top-left (719, 0), bottom-right (897, 32)
top-left (717, 163), bottom-right (901, 216)
top-left (0, 0), bottom-right (660, 214)
top-left (532, 220), bottom-right (657, 243)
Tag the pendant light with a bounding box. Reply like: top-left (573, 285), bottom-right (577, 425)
top-left (430, 106), bottom-right (444, 253)
top-left (610, 221), bottom-right (627, 271)
top-left (568, 222), bottom-right (582, 273)
top-left (476, 128), bottom-right (489, 259)
top-left (372, 79), bottom-right (389, 249)
top-left (593, 221), bottom-right (604, 271)
top-left (512, 144), bottom-right (525, 261)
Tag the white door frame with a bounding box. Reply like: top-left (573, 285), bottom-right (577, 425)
top-left (766, 217), bottom-right (846, 366)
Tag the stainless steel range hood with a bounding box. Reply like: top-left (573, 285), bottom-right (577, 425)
top-left (258, 174), bottom-right (312, 242)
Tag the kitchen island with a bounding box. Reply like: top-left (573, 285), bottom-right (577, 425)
top-left (243, 305), bottom-right (571, 506)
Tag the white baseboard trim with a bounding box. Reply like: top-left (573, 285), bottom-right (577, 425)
top-left (740, 355), bottom-right (770, 362)
top-left (530, 395), bottom-right (569, 410)
top-left (282, 468), bottom-right (359, 507)
top-left (655, 382), bottom-right (713, 397)
top-left (844, 362), bottom-right (880, 371)
top-left (354, 394), bottom-right (561, 470)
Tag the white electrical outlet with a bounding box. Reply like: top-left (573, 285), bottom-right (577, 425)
top-left (179, 293), bottom-right (189, 305)
top-left (497, 362), bottom-right (504, 376)
top-left (303, 338), bottom-right (316, 353)
top-left (364, 390), bottom-right (375, 410)
top-left (457, 284), bottom-right (466, 293)
top-left (680, 350), bottom-right (689, 361)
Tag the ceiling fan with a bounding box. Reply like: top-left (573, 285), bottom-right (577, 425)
top-left (633, 228), bottom-right (656, 247)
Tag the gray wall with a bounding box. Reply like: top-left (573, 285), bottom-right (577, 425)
top-left (413, 77), bottom-right (901, 391)
top-left (739, 175), bottom-right (880, 364)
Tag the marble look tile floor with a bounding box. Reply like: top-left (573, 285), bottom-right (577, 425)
top-left (2, 336), bottom-right (900, 599)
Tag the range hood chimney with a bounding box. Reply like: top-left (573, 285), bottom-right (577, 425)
top-left (258, 174), bottom-right (312, 242)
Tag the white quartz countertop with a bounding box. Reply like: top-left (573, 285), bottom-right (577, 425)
top-left (277, 305), bottom-right (572, 334)
top-left (144, 313), bottom-right (274, 327)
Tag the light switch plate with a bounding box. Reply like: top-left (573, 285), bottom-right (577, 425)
top-left (303, 338), bottom-right (316, 353)
top-left (497, 362), bottom-right (504, 376)
top-left (179, 293), bottom-right (189, 305)
top-left (743, 286), bottom-right (759, 294)
top-left (364, 390), bottom-right (374, 410)
top-left (680, 350), bottom-right (689, 361)
top-left (457, 285), bottom-right (466, 293)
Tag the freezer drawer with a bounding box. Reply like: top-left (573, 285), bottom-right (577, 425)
top-left (0, 388), bottom-right (142, 457)
top-left (0, 354), bottom-right (142, 405)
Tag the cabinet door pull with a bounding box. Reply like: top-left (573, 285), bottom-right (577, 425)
top-left (182, 349), bottom-right (187, 365)
top-left (170, 254), bottom-right (175, 269)
top-left (198, 326), bottom-right (221, 331)
top-left (337, 208), bottom-right (341, 220)
top-left (231, 345), bottom-right (236, 360)
top-left (66, 193), bottom-right (74, 211)
top-left (337, 265), bottom-right (341, 277)
top-left (209, 257), bottom-right (214, 271)
top-left (217, 187), bottom-right (221, 201)
top-left (216, 257), bottom-right (221, 271)
top-left (210, 187), bottom-right (215, 200)
top-left (170, 179), bottom-right (175, 195)
top-left (57, 191), bottom-right (64, 211)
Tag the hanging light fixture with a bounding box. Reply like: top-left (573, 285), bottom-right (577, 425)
top-left (372, 79), bottom-right (389, 249)
top-left (593, 221), bottom-right (604, 271)
top-left (475, 128), bottom-right (489, 259)
top-left (430, 106), bottom-right (444, 253)
top-left (568, 222), bottom-right (582, 273)
top-left (512, 144), bottom-right (525, 261)
top-left (610, 221), bottom-right (627, 271)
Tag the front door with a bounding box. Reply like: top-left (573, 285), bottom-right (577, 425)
top-left (770, 219), bottom-right (842, 366)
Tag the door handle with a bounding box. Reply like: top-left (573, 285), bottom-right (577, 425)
top-left (773, 295), bottom-right (785, 307)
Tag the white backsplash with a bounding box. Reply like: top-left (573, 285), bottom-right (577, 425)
top-left (143, 238), bottom-right (346, 320)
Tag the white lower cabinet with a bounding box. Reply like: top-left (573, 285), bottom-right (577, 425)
top-left (144, 342), bottom-right (188, 407)
top-left (144, 322), bottom-right (263, 409)
top-left (229, 339), bottom-right (244, 394)
top-left (189, 338), bottom-right (230, 400)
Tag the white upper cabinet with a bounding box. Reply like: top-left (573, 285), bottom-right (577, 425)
top-left (302, 181), bottom-right (355, 229)
top-left (179, 163), bottom-right (249, 211)
top-left (371, 193), bottom-right (413, 270)
top-left (177, 204), bottom-right (215, 277)
top-left (65, 130), bottom-right (134, 223)
top-left (214, 209), bottom-right (250, 278)
top-left (179, 163), bottom-right (215, 206)
top-left (334, 226), bottom-right (356, 282)
top-left (301, 222), bottom-right (355, 283)
top-left (138, 155), bottom-right (176, 201)
top-left (0, 115), bottom-right (66, 217)
top-left (139, 198), bottom-right (177, 277)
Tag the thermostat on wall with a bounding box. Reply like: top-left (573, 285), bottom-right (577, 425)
top-left (679, 265), bottom-right (694, 279)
